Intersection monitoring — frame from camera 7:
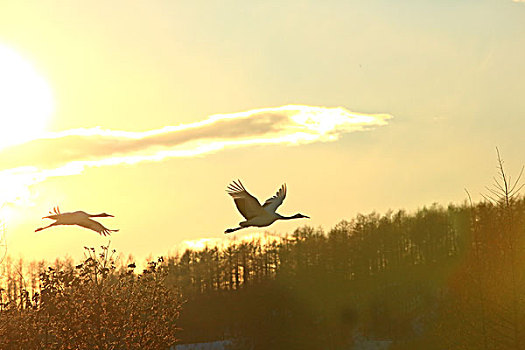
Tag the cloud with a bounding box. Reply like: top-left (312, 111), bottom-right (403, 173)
top-left (0, 105), bottom-right (392, 205)
top-left (0, 105), bottom-right (390, 169)
top-left (513, 0), bottom-right (525, 2)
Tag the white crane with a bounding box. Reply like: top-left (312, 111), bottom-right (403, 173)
top-left (225, 180), bottom-right (309, 234)
top-left (35, 206), bottom-right (119, 236)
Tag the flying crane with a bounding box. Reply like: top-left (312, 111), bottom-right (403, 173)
top-left (35, 206), bottom-right (118, 236)
top-left (225, 180), bottom-right (309, 234)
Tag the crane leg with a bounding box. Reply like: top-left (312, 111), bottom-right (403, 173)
top-left (224, 227), bottom-right (244, 234)
top-left (35, 223), bottom-right (57, 232)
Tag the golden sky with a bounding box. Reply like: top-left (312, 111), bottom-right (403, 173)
top-left (0, 1), bottom-right (524, 262)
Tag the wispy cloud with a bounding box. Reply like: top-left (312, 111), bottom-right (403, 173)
top-left (513, 0), bottom-right (525, 3)
top-left (0, 105), bottom-right (392, 205)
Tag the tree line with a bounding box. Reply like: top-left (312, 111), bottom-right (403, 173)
top-left (1, 159), bottom-right (525, 349)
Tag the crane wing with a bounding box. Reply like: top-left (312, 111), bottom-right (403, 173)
top-left (78, 218), bottom-right (119, 236)
top-left (227, 180), bottom-right (265, 220)
top-left (263, 183), bottom-right (287, 213)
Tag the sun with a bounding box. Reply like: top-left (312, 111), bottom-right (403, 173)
top-left (0, 45), bottom-right (53, 149)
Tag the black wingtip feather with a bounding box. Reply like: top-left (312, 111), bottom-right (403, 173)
top-left (227, 179), bottom-right (247, 194)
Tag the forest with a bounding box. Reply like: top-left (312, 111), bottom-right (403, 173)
top-left (1, 164), bottom-right (525, 349)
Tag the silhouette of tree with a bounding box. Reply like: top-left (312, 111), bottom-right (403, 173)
top-left (0, 245), bottom-right (181, 349)
top-left (2, 153), bottom-right (525, 348)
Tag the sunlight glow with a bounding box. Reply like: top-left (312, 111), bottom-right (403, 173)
top-left (0, 104), bottom-right (392, 207)
top-left (177, 232), bottom-right (284, 253)
top-left (0, 45), bottom-right (53, 149)
top-left (0, 205), bottom-right (14, 229)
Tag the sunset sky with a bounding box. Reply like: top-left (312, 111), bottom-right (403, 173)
top-left (0, 1), bottom-right (524, 262)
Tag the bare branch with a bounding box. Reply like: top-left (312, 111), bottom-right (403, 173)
top-left (492, 177), bottom-right (506, 193)
top-left (481, 193), bottom-right (498, 204)
top-left (509, 165), bottom-right (524, 194)
top-left (511, 183), bottom-right (525, 196)
top-left (465, 188), bottom-right (473, 207)
top-left (485, 186), bottom-right (502, 198)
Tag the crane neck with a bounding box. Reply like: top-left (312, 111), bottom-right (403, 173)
top-left (278, 213), bottom-right (309, 220)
